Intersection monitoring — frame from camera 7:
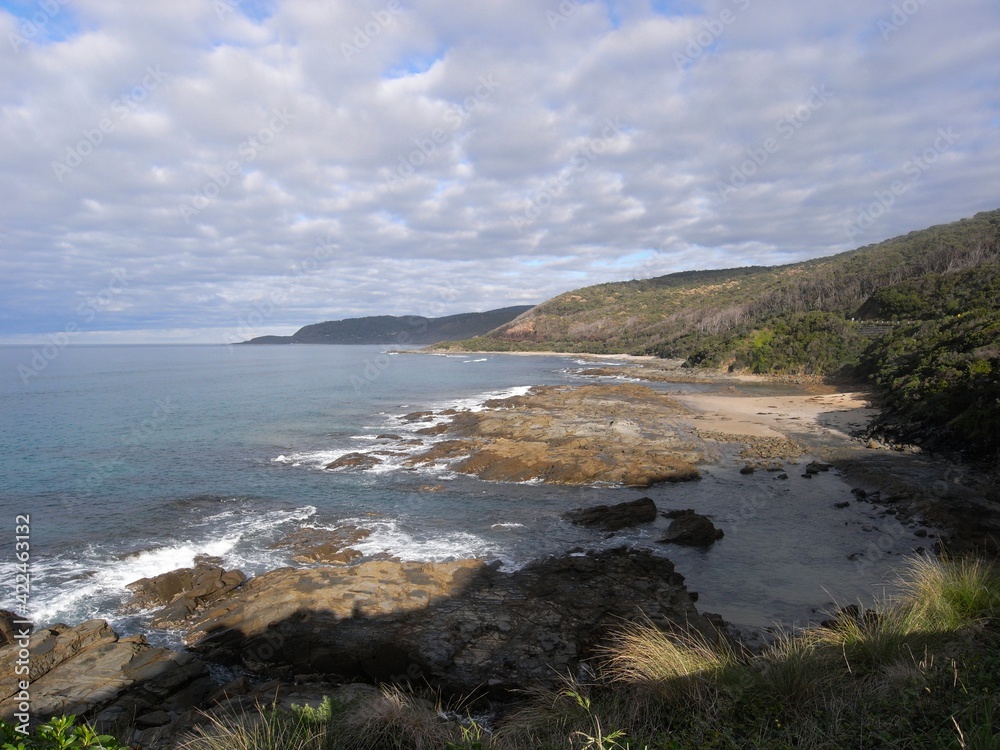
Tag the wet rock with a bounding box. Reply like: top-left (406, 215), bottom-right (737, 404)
top-left (658, 510), bottom-right (724, 547)
top-left (124, 564), bottom-right (246, 628)
top-left (740, 464), bottom-right (755, 475)
top-left (802, 460), bottom-right (833, 478)
top-left (834, 501), bottom-right (851, 509)
top-left (662, 508), bottom-right (696, 519)
top-left (326, 452), bottom-right (382, 471)
top-left (271, 526), bottom-right (371, 565)
top-left (776, 473), bottom-right (789, 480)
top-left (376, 434), bottom-right (402, 440)
top-left (915, 528), bottom-right (929, 538)
top-left (402, 411), bottom-right (435, 422)
top-left (183, 548), bottom-right (711, 696)
top-left (415, 423), bottom-right (449, 436)
top-left (563, 497), bottom-right (658, 531)
top-left (0, 611), bottom-right (24, 648)
top-left (851, 487), bottom-right (868, 500)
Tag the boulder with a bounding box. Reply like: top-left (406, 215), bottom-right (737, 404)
top-left (0, 610), bottom-right (24, 648)
top-left (325, 452), bottom-right (382, 471)
top-left (658, 510), bottom-right (724, 547)
top-left (124, 564), bottom-right (246, 629)
top-left (270, 525), bottom-right (370, 565)
top-left (563, 497), bottom-right (658, 531)
top-left (183, 548), bottom-right (711, 696)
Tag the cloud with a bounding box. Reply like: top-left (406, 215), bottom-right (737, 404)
top-left (0, 0), bottom-right (998, 342)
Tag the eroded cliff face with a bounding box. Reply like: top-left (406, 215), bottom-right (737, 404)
top-left (400, 383), bottom-right (705, 486)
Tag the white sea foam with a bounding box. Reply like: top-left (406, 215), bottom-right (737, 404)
top-left (272, 385), bottom-right (534, 477)
top-left (341, 519), bottom-right (513, 566)
top-left (29, 504), bottom-right (317, 628)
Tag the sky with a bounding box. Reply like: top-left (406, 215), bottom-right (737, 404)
top-left (1, 0), bottom-right (998, 344)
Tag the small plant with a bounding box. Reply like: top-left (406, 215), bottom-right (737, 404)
top-left (0, 715), bottom-right (122, 750)
top-left (177, 703), bottom-right (327, 750)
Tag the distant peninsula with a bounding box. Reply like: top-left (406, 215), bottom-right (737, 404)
top-left (239, 304), bottom-right (534, 345)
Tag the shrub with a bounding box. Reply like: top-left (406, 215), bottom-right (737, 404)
top-left (0, 715), bottom-right (121, 750)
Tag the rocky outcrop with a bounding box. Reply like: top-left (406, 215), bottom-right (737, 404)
top-left (405, 384), bottom-right (704, 487)
top-left (326, 452), bottom-right (383, 470)
top-left (0, 611), bottom-right (20, 647)
top-left (183, 548), bottom-right (710, 695)
top-left (563, 497), bottom-right (658, 531)
top-left (0, 619), bottom-right (215, 748)
top-left (270, 525), bottom-right (370, 564)
top-left (659, 510), bottom-right (724, 547)
top-left (124, 563), bottom-right (246, 629)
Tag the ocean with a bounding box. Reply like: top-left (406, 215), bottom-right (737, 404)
top-left (0, 344), bottom-right (920, 641)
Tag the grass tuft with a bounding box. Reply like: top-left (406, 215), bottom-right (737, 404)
top-left (899, 554), bottom-right (1000, 631)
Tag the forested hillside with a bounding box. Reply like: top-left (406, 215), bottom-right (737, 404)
top-left (439, 209), bottom-right (1000, 456)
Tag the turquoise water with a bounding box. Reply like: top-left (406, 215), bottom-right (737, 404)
top-left (0, 345), bottom-right (922, 635)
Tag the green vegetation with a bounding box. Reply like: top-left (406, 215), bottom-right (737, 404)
top-left (0, 715), bottom-right (121, 750)
top-left (171, 555), bottom-right (1000, 749)
top-left (858, 264), bottom-right (1000, 457)
top-left (179, 688), bottom-right (485, 750)
top-left (437, 209), bottom-right (1000, 456)
top-left (498, 554), bottom-right (1000, 750)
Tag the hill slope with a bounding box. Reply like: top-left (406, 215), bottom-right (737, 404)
top-left (241, 305), bottom-right (534, 346)
top-left (439, 209), bottom-right (1000, 456)
top-left (446, 210), bottom-right (999, 361)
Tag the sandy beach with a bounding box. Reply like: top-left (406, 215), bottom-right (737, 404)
top-left (673, 390), bottom-right (878, 447)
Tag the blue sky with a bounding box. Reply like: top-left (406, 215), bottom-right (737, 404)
top-left (1, 0), bottom-right (998, 343)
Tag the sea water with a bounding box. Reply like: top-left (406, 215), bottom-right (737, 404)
top-left (0, 344), bottom-right (924, 637)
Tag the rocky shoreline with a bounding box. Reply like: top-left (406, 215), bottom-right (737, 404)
top-left (1, 540), bottom-right (716, 748)
top-left (4, 358), bottom-right (995, 747)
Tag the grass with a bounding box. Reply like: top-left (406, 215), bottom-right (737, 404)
top-left (176, 554), bottom-right (1000, 750)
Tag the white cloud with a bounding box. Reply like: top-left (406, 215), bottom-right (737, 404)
top-left (0, 0), bottom-right (998, 343)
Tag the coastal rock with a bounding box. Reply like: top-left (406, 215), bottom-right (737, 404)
top-left (326, 452), bottom-right (383, 471)
top-left (0, 611), bottom-right (22, 647)
top-left (402, 411), bottom-right (434, 422)
top-left (183, 548), bottom-right (711, 695)
top-left (124, 564), bottom-right (246, 629)
top-left (405, 384), bottom-right (704, 487)
top-left (563, 497), bottom-right (658, 531)
top-left (658, 510), bottom-right (724, 547)
top-left (0, 619), bottom-right (214, 743)
top-left (271, 525), bottom-right (370, 565)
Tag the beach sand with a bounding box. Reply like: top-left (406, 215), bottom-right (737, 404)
top-left (673, 390), bottom-right (877, 448)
